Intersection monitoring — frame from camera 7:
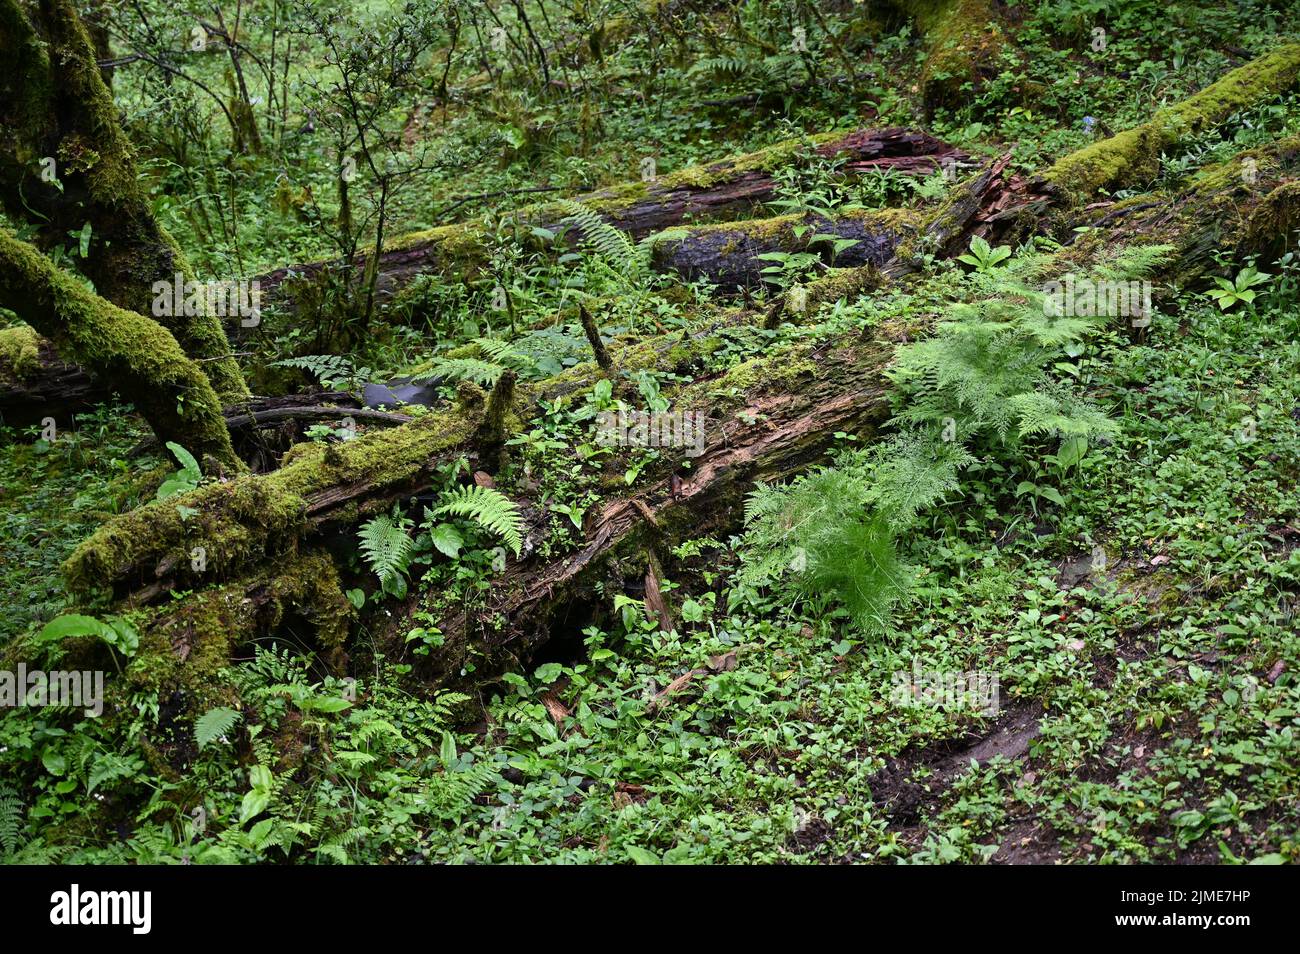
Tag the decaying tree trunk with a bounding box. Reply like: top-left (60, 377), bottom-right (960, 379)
top-left (0, 327), bottom-right (99, 425)
top-left (651, 208), bottom-right (923, 289)
top-left (254, 127), bottom-right (968, 304)
top-left (887, 0), bottom-right (1012, 113)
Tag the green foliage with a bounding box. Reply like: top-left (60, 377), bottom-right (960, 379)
top-left (553, 200), bottom-right (684, 294)
top-left (1207, 265), bottom-right (1271, 310)
top-left (956, 236), bottom-right (1012, 273)
top-left (358, 508), bottom-right (415, 597)
top-left (156, 441), bottom-right (201, 500)
top-left (889, 246), bottom-right (1171, 447)
top-left (737, 434), bottom-right (969, 635)
top-left (195, 707), bottom-right (243, 750)
top-left (270, 354), bottom-right (368, 390)
top-left (416, 356), bottom-right (509, 387)
top-left (432, 485), bottom-right (524, 557)
top-left (414, 337), bottom-right (540, 386)
top-left (36, 613), bottom-right (139, 657)
top-left (0, 784), bottom-right (23, 859)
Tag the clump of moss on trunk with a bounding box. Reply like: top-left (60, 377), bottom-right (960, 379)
top-left (0, 323), bottom-right (40, 379)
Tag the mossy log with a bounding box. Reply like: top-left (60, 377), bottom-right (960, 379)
top-left (129, 551), bottom-right (353, 707)
top-left (254, 127), bottom-right (967, 306)
top-left (59, 143), bottom-right (1042, 601)
top-left (0, 0), bottom-right (247, 402)
top-left (1042, 42), bottom-right (1300, 204)
top-left (388, 140), bottom-right (1300, 691)
top-left (0, 325), bottom-right (100, 425)
top-left (0, 230), bottom-right (241, 470)
top-left (651, 208), bottom-right (925, 289)
top-left (406, 334), bottom-right (897, 688)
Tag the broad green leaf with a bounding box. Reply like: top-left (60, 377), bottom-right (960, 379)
top-left (430, 523), bottom-right (464, 558)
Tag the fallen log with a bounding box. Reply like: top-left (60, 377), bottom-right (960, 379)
top-left (1041, 42), bottom-right (1300, 203)
top-left (58, 73), bottom-right (1300, 709)
top-left (650, 207), bottom-right (925, 289)
top-left (253, 127), bottom-right (967, 306)
top-left (407, 334), bottom-right (896, 687)
top-left (0, 328), bottom-right (100, 426)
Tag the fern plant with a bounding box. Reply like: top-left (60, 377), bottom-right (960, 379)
top-left (552, 200), bottom-right (684, 293)
top-left (270, 354), bottom-right (369, 390)
top-left (412, 336), bottom-right (539, 386)
top-left (195, 706), bottom-right (242, 750)
top-left (687, 52), bottom-right (804, 96)
top-left (738, 244), bottom-right (1174, 637)
top-left (432, 485), bottom-right (524, 556)
top-left (889, 245), bottom-right (1172, 448)
top-left (737, 435), bottom-right (968, 636)
top-left (0, 783), bottom-right (23, 860)
top-left (358, 507), bottom-right (415, 597)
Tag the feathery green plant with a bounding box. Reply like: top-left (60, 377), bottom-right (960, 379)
top-left (358, 507), bottom-right (415, 597)
top-left (739, 244), bottom-right (1173, 636)
top-left (432, 485), bottom-right (524, 556)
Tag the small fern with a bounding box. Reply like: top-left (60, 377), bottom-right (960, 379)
top-left (195, 706), bottom-right (242, 750)
top-left (413, 356), bottom-right (509, 386)
top-left (0, 783), bottom-right (23, 858)
top-left (358, 508), bottom-right (415, 595)
top-left (411, 337), bottom-right (540, 386)
top-left (270, 354), bottom-right (366, 390)
top-left (552, 200), bottom-right (684, 291)
top-left (432, 485), bottom-right (524, 556)
top-left (738, 464), bottom-right (917, 636)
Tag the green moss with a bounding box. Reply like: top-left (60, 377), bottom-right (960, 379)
top-left (0, 323), bottom-right (40, 379)
top-left (0, 0), bottom-right (248, 403)
top-left (0, 229), bottom-right (240, 469)
top-left (1239, 180), bottom-right (1300, 258)
top-left (65, 406), bottom-right (478, 594)
top-left (907, 0), bottom-right (1008, 110)
top-left (684, 343), bottom-right (819, 405)
top-left (129, 551), bottom-right (352, 710)
top-left (805, 264), bottom-right (885, 310)
top-left (1046, 43), bottom-right (1300, 202)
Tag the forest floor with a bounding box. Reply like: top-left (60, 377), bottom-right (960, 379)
top-left (2, 0), bottom-right (1299, 864)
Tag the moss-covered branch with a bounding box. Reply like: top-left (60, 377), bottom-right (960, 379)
top-left (0, 230), bottom-right (240, 469)
top-left (1044, 43), bottom-right (1300, 203)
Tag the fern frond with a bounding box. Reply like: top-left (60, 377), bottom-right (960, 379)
top-left (269, 354), bottom-right (357, 389)
top-left (195, 706), bottom-right (242, 750)
top-left (358, 510), bottom-right (414, 587)
top-left (554, 199), bottom-right (644, 275)
top-left (433, 485), bottom-right (524, 556)
top-left (0, 784), bottom-right (23, 858)
top-left (413, 357), bottom-right (507, 386)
